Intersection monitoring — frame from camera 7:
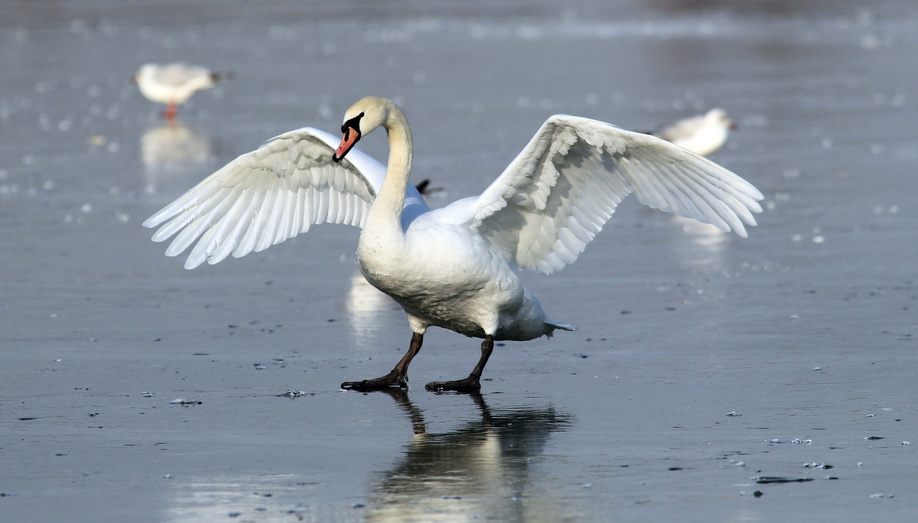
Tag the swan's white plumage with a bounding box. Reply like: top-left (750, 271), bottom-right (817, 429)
top-left (145, 111), bottom-right (761, 279)
top-left (145, 98), bottom-right (762, 389)
top-left (143, 127), bottom-right (428, 269)
top-left (470, 115), bottom-right (762, 274)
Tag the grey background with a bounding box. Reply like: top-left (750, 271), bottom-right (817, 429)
top-left (1, 1), bottom-right (915, 521)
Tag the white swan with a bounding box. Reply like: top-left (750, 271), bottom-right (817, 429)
top-left (656, 108), bottom-right (737, 157)
top-left (144, 97), bottom-right (763, 392)
top-left (133, 63), bottom-right (232, 120)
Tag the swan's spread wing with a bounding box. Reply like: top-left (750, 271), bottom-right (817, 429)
top-left (472, 115), bottom-right (763, 274)
top-left (144, 127), bottom-right (385, 269)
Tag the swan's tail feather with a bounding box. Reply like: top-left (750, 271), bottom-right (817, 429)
top-left (545, 320), bottom-right (576, 337)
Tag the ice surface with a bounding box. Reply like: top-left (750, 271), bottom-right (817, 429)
top-left (1, 1), bottom-right (917, 521)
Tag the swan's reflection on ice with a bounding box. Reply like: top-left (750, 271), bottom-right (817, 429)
top-left (367, 390), bottom-right (571, 522)
top-left (345, 272), bottom-right (403, 352)
top-left (141, 121), bottom-right (215, 196)
top-left (161, 393), bottom-right (571, 522)
top-left (668, 216), bottom-right (728, 272)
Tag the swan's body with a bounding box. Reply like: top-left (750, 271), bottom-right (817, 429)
top-left (144, 97), bottom-right (762, 391)
top-left (133, 63), bottom-right (232, 120)
top-left (656, 108), bottom-right (737, 157)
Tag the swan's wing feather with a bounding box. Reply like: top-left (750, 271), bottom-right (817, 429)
top-left (472, 115), bottom-right (763, 274)
top-left (144, 127), bottom-right (387, 269)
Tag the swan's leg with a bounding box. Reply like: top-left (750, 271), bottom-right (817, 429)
top-left (425, 335), bottom-right (494, 392)
top-left (341, 332), bottom-right (423, 391)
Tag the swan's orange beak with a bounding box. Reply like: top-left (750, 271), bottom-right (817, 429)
top-left (333, 127), bottom-right (360, 163)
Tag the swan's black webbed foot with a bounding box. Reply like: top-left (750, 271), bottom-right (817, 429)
top-left (426, 335), bottom-right (494, 393)
top-left (341, 369), bottom-right (407, 391)
top-left (341, 332), bottom-right (424, 392)
top-left (425, 376), bottom-right (482, 393)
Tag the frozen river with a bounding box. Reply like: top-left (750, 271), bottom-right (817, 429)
top-left (2, 1), bottom-right (916, 521)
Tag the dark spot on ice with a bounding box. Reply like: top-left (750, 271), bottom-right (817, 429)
top-left (327, 318), bottom-right (336, 322)
top-left (18, 417), bottom-right (37, 421)
top-left (668, 467), bottom-right (683, 471)
top-left (864, 436), bottom-right (885, 440)
top-left (621, 310), bottom-right (632, 314)
top-left (153, 338), bottom-right (161, 342)
top-left (755, 477), bottom-right (814, 484)
top-left (753, 490), bottom-right (763, 498)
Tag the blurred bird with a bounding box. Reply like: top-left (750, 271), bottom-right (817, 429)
top-left (654, 108), bottom-right (737, 157)
top-left (133, 63), bottom-right (232, 120)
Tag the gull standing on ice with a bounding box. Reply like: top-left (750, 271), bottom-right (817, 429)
top-left (144, 97), bottom-right (763, 392)
top-left (655, 108), bottom-right (737, 157)
top-left (133, 63), bottom-right (232, 120)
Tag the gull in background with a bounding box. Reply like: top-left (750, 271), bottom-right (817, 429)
top-left (655, 108), bottom-right (737, 157)
top-left (133, 63), bottom-right (232, 120)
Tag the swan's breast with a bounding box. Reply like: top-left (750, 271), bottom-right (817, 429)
top-left (357, 222), bottom-right (523, 336)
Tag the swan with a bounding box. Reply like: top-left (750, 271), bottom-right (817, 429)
top-left (144, 97), bottom-right (763, 392)
top-left (655, 108), bottom-right (737, 157)
top-left (133, 63), bottom-right (233, 120)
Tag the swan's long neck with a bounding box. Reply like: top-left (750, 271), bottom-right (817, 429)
top-left (368, 105), bottom-right (413, 236)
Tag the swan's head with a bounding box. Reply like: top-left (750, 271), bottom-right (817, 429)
top-left (332, 96), bottom-right (391, 163)
top-left (706, 108), bottom-right (738, 131)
